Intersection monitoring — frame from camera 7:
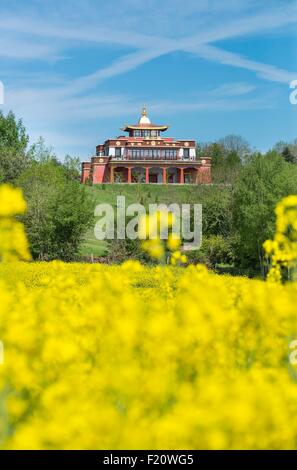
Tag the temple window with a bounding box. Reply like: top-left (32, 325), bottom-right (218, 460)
top-left (165, 149), bottom-right (177, 159)
top-left (131, 129), bottom-right (160, 138)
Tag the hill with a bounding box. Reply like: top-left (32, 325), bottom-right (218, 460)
top-left (79, 183), bottom-right (229, 258)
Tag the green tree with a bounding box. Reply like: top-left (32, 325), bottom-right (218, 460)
top-left (218, 134), bottom-right (251, 162)
top-left (0, 111), bottom-right (30, 182)
top-left (29, 136), bottom-right (59, 164)
top-left (273, 140), bottom-right (297, 163)
top-left (273, 140), bottom-right (287, 155)
top-left (202, 187), bottom-right (232, 238)
top-left (198, 138), bottom-right (244, 184)
top-left (191, 235), bottom-right (235, 268)
top-left (63, 154), bottom-right (81, 180)
top-left (232, 151), bottom-right (297, 272)
top-left (17, 161), bottom-right (93, 260)
top-left (282, 145), bottom-right (295, 163)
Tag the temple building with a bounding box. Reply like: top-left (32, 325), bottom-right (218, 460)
top-left (81, 107), bottom-right (211, 184)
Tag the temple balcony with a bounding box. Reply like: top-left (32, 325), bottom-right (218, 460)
top-left (123, 149), bottom-right (178, 160)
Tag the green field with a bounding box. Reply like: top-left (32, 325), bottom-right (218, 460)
top-left (79, 183), bottom-right (227, 258)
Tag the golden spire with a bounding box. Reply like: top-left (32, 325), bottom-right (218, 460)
top-left (141, 105), bottom-right (147, 117)
top-left (139, 105), bottom-right (151, 124)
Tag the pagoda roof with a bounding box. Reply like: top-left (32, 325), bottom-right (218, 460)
top-left (121, 106), bottom-right (169, 132)
top-left (121, 123), bottom-right (169, 131)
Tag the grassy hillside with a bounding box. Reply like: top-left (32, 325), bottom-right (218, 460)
top-left (79, 183), bottom-right (229, 258)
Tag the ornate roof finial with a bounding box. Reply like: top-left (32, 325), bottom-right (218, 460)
top-left (141, 105), bottom-right (147, 117)
top-left (138, 105), bottom-right (151, 124)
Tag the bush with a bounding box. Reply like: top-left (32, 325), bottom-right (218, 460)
top-left (188, 235), bottom-right (235, 267)
top-left (17, 161), bottom-right (94, 260)
top-left (232, 151), bottom-right (297, 270)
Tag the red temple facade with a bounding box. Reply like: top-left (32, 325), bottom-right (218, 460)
top-left (81, 107), bottom-right (211, 185)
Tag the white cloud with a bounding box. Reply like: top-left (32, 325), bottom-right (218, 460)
top-left (211, 82), bottom-right (256, 96)
top-left (188, 44), bottom-right (296, 84)
top-left (0, 36), bottom-right (60, 60)
top-left (3, 81), bottom-right (273, 131)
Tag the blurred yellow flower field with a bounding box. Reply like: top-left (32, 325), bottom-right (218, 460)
top-left (1, 260), bottom-right (297, 449)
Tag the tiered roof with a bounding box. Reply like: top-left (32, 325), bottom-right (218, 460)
top-left (121, 106), bottom-right (169, 132)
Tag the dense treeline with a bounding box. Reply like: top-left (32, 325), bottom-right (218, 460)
top-left (0, 111), bottom-right (93, 261)
top-left (194, 136), bottom-right (297, 275)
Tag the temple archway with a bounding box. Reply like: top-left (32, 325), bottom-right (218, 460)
top-left (183, 167), bottom-right (198, 184)
top-left (113, 166), bottom-right (128, 183)
top-left (167, 167), bottom-right (178, 184)
top-left (149, 167), bottom-right (164, 183)
top-left (132, 167), bottom-right (146, 183)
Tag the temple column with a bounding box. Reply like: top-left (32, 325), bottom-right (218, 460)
top-left (145, 167), bottom-right (149, 184)
top-left (128, 167), bottom-right (132, 183)
top-left (81, 162), bottom-right (91, 184)
top-left (162, 167), bottom-right (167, 184)
top-left (110, 166), bottom-right (114, 183)
top-left (180, 168), bottom-right (184, 184)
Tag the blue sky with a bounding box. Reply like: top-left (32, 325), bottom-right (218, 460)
top-left (0, 0), bottom-right (296, 160)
